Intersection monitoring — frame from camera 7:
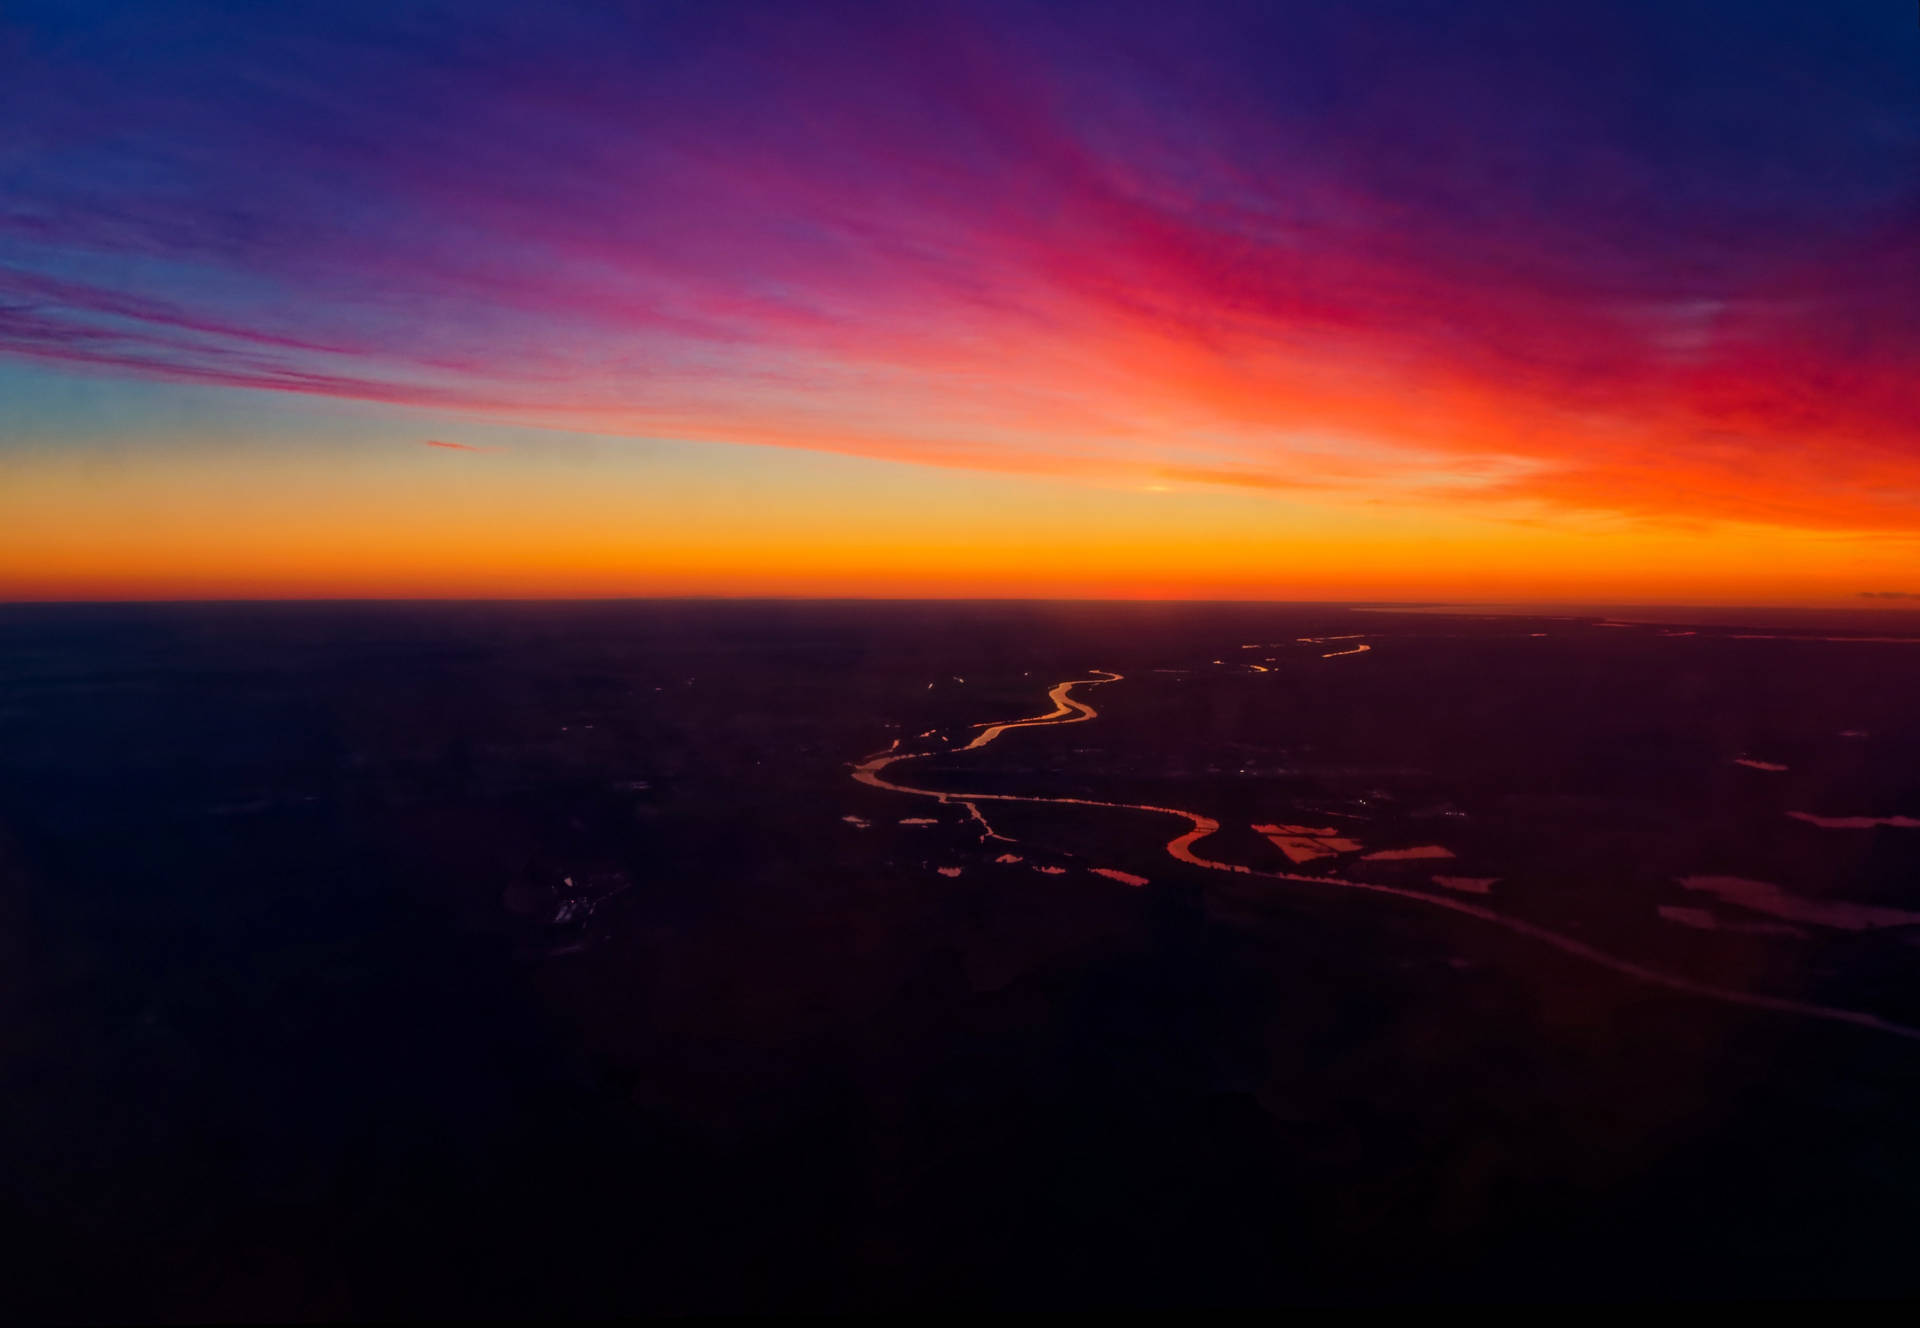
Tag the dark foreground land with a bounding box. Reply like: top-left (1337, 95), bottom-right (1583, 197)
top-left (2, 599), bottom-right (1919, 1315)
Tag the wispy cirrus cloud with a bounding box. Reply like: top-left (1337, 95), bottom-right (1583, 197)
top-left (2, 1), bottom-right (1917, 531)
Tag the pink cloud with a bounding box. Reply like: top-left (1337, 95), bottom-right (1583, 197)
top-left (3, 4), bottom-right (1916, 534)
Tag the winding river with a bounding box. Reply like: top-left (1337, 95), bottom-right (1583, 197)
top-left (853, 665), bottom-right (1920, 1045)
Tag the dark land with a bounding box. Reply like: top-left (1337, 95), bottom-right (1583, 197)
top-left (3, 599), bottom-right (1920, 1316)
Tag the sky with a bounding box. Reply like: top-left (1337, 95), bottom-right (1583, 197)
top-left (3, 0), bottom-right (1918, 602)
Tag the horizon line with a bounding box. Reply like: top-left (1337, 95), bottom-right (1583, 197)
top-left (4, 595), bottom-right (1918, 611)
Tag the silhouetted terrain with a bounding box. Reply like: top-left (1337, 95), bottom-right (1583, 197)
top-left (2, 600), bottom-right (1918, 1316)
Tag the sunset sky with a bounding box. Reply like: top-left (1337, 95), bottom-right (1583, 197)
top-left (4, 1), bottom-right (1918, 602)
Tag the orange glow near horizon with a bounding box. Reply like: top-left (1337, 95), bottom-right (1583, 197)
top-left (5, 418), bottom-right (1915, 605)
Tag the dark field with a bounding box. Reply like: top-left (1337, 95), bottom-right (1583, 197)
top-left (3, 600), bottom-right (1919, 1315)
